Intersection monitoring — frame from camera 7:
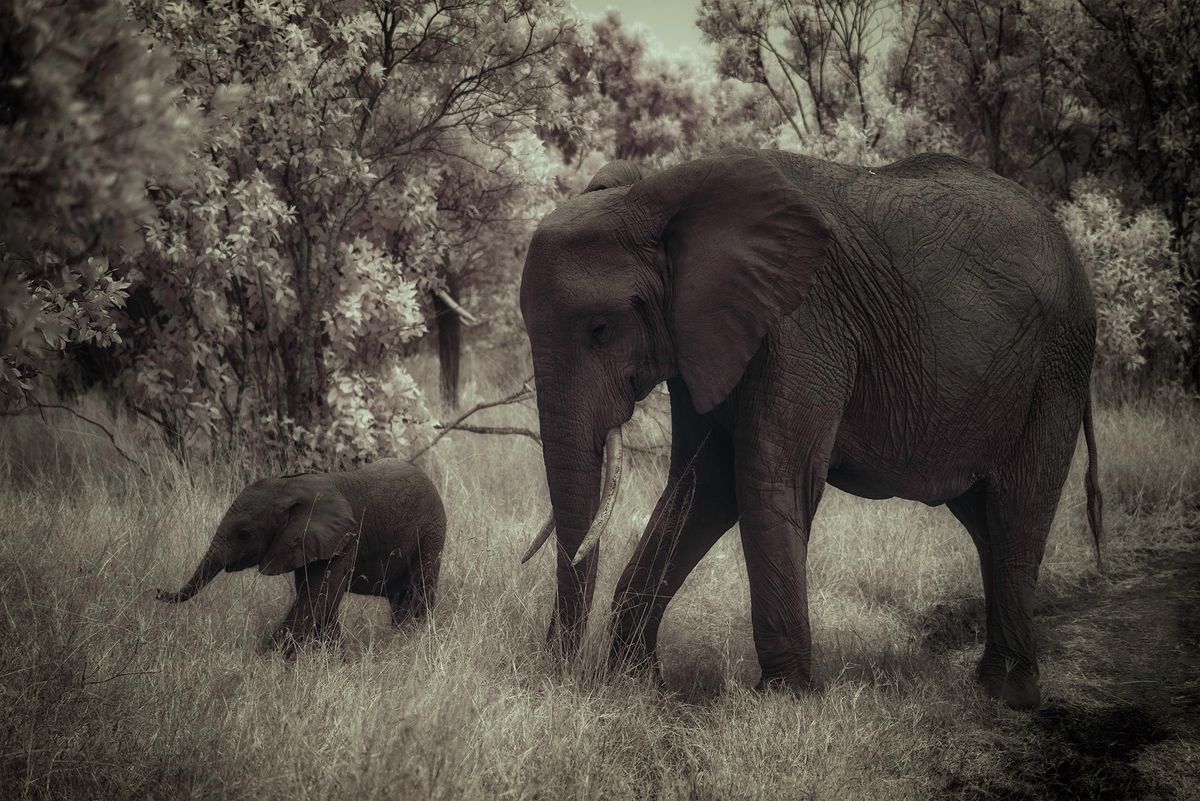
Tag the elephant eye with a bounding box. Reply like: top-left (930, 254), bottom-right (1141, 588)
top-left (588, 317), bottom-right (611, 347)
top-left (235, 529), bottom-right (250, 541)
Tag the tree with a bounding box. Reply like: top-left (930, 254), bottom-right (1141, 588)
top-left (425, 131), bottom-right (558, 410)
top-left (121, 0), bottom-right (571, 461)
top-left (698, 0), bottom-right (893, 138)
top-left (1057, 184), bottom-right (1187, 383)
top-left (1044, 0), bottom-right (1200, 385)
top-left (902, 0), bottom-right (1083, 188)
top-left (0, 0), bottom-right (195, 408)
top-left (697, 0), bottom-right (958, 163)
top-left (546, 10), bottom-right (782, 171)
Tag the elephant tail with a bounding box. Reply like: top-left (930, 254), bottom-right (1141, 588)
top-left (1083, 392), bottom-right (1105, 574)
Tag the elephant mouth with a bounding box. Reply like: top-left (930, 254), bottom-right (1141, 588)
top-left (631, 369), bottom-right (660, 403)
top-left (227, 555), bottom-right (259, 572)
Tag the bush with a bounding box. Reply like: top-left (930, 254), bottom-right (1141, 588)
top-left (0, 0), bottom-right (194, 407)
top-left (1056, 184), bottom-right (1189, 385)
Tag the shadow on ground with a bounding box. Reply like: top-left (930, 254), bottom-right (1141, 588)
top-left (926, 546), bottom-right (1200, 800)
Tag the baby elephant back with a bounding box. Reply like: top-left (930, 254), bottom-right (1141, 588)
top-left (350, 460), bottom-right (446, 549)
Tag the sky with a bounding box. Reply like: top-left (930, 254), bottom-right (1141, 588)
top-left (570, 0), bottom-right (712, 57)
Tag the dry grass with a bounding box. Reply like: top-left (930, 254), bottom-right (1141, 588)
top-left (1, 352), bottom-right (1198, 800)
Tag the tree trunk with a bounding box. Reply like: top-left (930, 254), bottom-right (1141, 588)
top-left (433, 272), bottom-right (463, 410)
top-left (1181, 235), bottom-right (1200, 390)
top-left (287, 228), bottom-right (326, 428)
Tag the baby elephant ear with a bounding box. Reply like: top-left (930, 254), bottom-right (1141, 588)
top-left (626, 153), bottom-right (830, 413)
top-left (584, 160), bottom-right (643, 193)
top-left (259, 479), bottom-right (358, 576)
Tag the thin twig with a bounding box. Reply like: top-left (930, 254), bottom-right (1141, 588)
top-left (406, 377), bottom-right (670, 460)
top-left (1, 400), bottom-right (151, 478)
top-left (440, 423), bottom-right (541, 442)
top-left (407, 379), bottom-right (534, 461)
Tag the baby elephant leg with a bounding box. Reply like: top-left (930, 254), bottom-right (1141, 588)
top-left (266, 555), bottom-right (354, 653)
top-left (388, 545), bottom-right (441, 626)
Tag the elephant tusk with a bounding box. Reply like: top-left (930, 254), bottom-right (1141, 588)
top-left (572, 426), bottom-right (623, 566)
top-left (519, 513), bottom-right (556, 564)
top-left (434, 288), bottom-right (480, 326)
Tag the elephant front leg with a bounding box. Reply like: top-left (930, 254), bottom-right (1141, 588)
top-left (609, 405), bottom-right (738, 675)
top-left (609, 470), bottom-right (737, 674)
top-left (388, 542), bottom-right (442, 625)
top-left (266, 555), bottom-right (353, 654)
top-left (739, 500), bottom-right (817, 691)
top-left (735, 399), bottom-right (839, 692)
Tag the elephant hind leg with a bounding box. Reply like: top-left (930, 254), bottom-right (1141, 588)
top-left (946, 481), bottom-right (1024, 704)
top-left (948, 388), bottom-right (1084, 709)
top-left (387, 544), bottom-right (441, 626)
top-left (953, 477), bottom-right (1059, 710)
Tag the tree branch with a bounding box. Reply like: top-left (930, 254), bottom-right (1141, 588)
top-left (442, 423), bottom-right (541, 442)
top-left (433, 288), bottom-right (480, 326)
top-left (407, 380), bottom-right (534, 461)
top-left (2, 400), bottom-right (151, 478)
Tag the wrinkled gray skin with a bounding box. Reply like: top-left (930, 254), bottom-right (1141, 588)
top-left (520, 150), bottom-right (1103, 709)
top-left (158, 460), bottom-right (446, 652)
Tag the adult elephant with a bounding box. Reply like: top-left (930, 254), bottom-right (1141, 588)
top-left (518, 150), bottom-right (1102, 710)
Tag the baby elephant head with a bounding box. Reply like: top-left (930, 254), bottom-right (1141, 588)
top-left (156, 475), bottom-right (358, 603)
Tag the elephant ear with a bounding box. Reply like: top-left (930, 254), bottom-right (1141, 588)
top-left (627, 153), bottom-right (829, 413)
top-left (584, 160), bottom-right (642, 193)
top-left (259, 478), bottom-right (358, 576)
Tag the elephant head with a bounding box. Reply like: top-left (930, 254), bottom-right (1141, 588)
top-left (519, 152), bottom-right (829, 654)
top-left (157, 475), bottom-right (357, 603)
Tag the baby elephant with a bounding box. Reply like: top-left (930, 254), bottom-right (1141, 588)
top-left (157, 459), bottom-right (446, 652)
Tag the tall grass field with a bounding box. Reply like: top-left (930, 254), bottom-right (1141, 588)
top-left (1, 351), bottom-right (1198, 800)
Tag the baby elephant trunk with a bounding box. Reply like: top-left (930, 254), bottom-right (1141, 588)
top-left (156, 550), bottom-right (223, 603)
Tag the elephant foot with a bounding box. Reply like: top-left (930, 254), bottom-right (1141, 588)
top-left (753, 672), bottom-right (813, 695)
top-left (264, 614), bottom-right (344, 656)
top-left (752, 634), bottom-right (813, 695)
top-left (264, 628), bottom-right (300, 652)
top-left (607, 622), bottom-right (659, 670)
top-left (545, 620), bottom-right (585, 663)
top-left (608, 644), bottom-right (665, 687)
top-left (263, 625), bottom-right (301, 656)
top-left (315, 620), bottom-right (343, 645)
top-left (977, 652), bottom-right (1041, 710)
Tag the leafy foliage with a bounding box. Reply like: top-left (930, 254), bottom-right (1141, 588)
top-left (1044, 0), bottom-right (1200, 383)
top-left (0, 0), bottom-right (195, 406)
top-left (550, 11), bottom-right (781, 170)
top-left (1057, 186), bottom-right (1188, 380)
top-left (907, 0), bottom-right (1080, 185)
top-left (697, 0), bottom-right (961, 164)
top-left (3, 0), bottom-right (1198, 464)
top-left (120, 0), bottom-right (570, 464)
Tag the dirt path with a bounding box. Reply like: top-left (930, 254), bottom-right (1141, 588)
top-left (931, 547), bottom-right (1200, 800)
top-left (1028, 549), bottom-right (1199, 799)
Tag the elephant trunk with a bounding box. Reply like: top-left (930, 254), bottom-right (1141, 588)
top-left (157, 546), bottom-right (223, 603)
top-left (533, 403), bottom-right (612, 656)
top-left (520, 427), bottom-right (624, 565)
